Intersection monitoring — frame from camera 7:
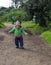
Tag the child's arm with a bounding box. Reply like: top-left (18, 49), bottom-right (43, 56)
top-left (22, 28), bottom-right (33, 35)
top-left (21, 28), bottom-right (28, 35)
top-left (9, 26), bottom-right (15, 33)
top-left (23, 31), bottom-right (28, 35)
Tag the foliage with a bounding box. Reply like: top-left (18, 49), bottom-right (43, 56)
top-left (11, 0), bottom-right (28, 8)
top-left (0, 11), bottom-right (5, 16)
top-left (23, 0), bottom-right (51, 27)
top-left (11, 0), bottom-right (22, 8)
top-left (0, 22), bottom-right (5, 28)
top-left (0, 8), bottom-right (28, 22)
top-left (42, 31), bottom-right (51, 44)
top-left (22, 21), bottom-right (48, 32)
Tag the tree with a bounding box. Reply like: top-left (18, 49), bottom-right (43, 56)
top-left (11, 0), bottom-right (29, 8)
top-left (24, 0), bottom-right (51, 26)
top-left (11, 0), bottom-right (23, 8)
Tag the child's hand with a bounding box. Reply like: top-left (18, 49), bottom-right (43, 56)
top-left (25, 33), bottom-right (31, 36)
top-left (25, 32), bottom-right (28, 35)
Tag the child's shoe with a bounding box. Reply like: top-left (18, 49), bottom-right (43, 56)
top-left (15, 46), bottom-right (19, 48)
top-left (20, 47), bottom-right (24, 49)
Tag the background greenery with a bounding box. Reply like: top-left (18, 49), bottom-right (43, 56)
top-left (0, 8), bottom-right (29, 22)
top-left (42, 31), bottom-right (51, 44)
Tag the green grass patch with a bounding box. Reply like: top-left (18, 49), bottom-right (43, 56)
top-left (0, 22), bottom-right (6, 28)
top-left (41, 31), bottom-right (51, 44)
top-left (22, 21), bottom-right (47, 33)
top-left (4, 21), bottom-right (12, 25)
top-left (22, 21), bottom-right (35, 28)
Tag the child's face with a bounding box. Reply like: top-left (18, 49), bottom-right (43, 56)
top-left (16, 25), bottom-right (20, 28)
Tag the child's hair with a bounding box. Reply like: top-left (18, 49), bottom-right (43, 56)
top-left (16, 20), bottom-right (20, 25)
top-left (16, 20), bottom-right (22, 28)
top-left (18, 19), bottom-right (21, 24)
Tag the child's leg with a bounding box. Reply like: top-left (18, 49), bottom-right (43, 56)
top-left (15, 37), bottom-right (19, 48)
top-left (19, 37), bottom-right (24, 48)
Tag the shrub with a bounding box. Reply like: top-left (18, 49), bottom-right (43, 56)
top-left (42, 31), bottom-right (51, 44)
top-left (0, 22), bottom-right (5, 28)
top-left (0, 9), bottom-right (29, 22)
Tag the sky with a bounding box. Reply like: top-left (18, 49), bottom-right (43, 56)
top-left (0, 0), bottom-right (12, 8)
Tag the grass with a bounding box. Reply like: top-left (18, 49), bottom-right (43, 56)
top-left (0, 22), bottom-right (6, 28)
top-left (4, 21), bottom-right (12, 24)
top-left (41, 31), bottom-right (51, 44)
top-left (22, 21), bottom-right (46, 33)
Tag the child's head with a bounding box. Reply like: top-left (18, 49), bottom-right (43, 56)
top-left (16, 20), bottom-right (21, 28)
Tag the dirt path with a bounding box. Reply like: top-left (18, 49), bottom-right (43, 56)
top-left (0, 24), bottom-right (51, 65)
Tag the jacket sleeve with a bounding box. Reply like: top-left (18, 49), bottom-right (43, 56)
top-left (9, 26), bottom-right (15, 33)
top-left (21, 27), bottom-right (28, 35)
